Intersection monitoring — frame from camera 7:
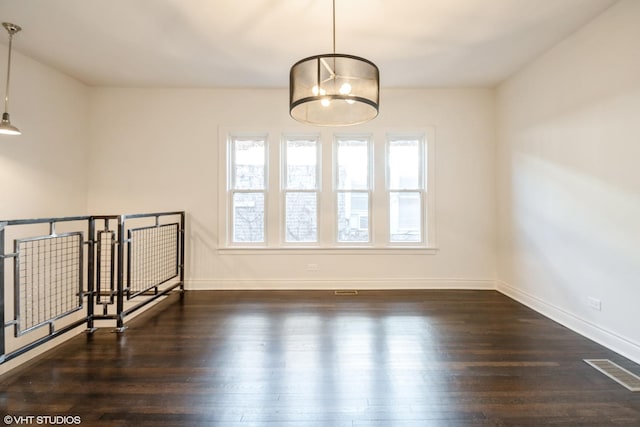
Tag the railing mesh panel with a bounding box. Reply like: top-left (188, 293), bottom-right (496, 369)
top-left (16, 233), bottom-right (83, 334)
top-left (128, 223), bottom-right (178, 298)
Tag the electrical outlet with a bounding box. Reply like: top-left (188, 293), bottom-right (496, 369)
top-left (306, 263), bottom-right (319, 272)
top-left (588, 297), bottom-right (602, 311)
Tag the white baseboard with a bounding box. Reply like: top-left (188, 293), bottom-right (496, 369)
top-left (185, 278), bottom-right (496, 291)
top-left (496, 280), bottom-right (640, 365)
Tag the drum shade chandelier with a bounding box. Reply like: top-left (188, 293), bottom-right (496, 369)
top-left (0, 22), bottom-right (21, 136)
top-left (289, 0), bottom-right (379, 126)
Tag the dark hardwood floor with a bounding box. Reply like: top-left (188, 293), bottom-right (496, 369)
top-left (1, 290), bottom-right (640, 426)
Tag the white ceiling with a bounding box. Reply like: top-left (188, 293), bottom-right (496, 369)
top-left (1, 0), bottom-right (617, 88)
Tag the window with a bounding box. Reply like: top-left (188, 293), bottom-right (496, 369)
top-left (228, 135), bottom-right (266, 244)
top-left (336, 136), bottom-right (371, 243)
top-left (387, 136), bottom-right (425, 243)
top-left (283, 136), bottom-right (319, 243)
top-left (220, 128), bottom-right (435, 252)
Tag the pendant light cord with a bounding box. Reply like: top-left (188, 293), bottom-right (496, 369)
top-left (332, 0), bottom-right (336, 54)
top-left (3, 32), bottom-right (12, 114)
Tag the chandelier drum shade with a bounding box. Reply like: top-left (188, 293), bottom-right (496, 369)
top-left (290, 54), bottom-right (379, 126)
top-left (289, 0), bottom-right (379, 126)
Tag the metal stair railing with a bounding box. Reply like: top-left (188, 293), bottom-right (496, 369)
top-left (0, 211), bottom-right (185, 365)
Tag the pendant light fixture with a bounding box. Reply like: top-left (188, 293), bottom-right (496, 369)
top-left (289, 0), bottom-right (379, 126)
top-left (0, 22), bottom-right (21, 136)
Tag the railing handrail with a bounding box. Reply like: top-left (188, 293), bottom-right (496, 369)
top-left (0, 215), bottom-right (92, 226)
top-left (0, 212), bottom-right (186, 226)
top-left (120, 210), bottom-right (185, 220)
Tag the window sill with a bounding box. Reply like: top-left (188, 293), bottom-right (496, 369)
top-left (217, 246), bottom-right (439, 255)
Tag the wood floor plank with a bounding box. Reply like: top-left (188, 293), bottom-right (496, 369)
top-left (1, 290), bottom-right (640, 426)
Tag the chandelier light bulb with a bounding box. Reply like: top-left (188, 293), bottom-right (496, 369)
top-left (339, 83), bottom-right (352, 95)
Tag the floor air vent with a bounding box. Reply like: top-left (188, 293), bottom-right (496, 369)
top-left (584, 359), bottom-right (640, 391)
top-left (334, 290), bottom-right (358, 296)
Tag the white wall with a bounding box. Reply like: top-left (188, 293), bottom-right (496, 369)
top-left (0, 46), bottom-right (90, 219)
top-left (0, 44), bottom-right (90, 376)
top-left (496, 0), bottom-right (640, 362)
top-left (88, 88), bottom-right (496, 289)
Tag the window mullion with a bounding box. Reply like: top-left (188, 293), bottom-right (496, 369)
top-left (319, 130), bottom-right (335, 246)
top-left (372, 131), bottom-right (386, 247)
top-left (266, 133), bottom-right (278, 245)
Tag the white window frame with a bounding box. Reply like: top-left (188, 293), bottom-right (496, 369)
top-left (386, 133), bottom-right (428, 246)
top-left (225, 133), bottom-right (269, 247)
top-left (218, 127), bottom-right (437, 254)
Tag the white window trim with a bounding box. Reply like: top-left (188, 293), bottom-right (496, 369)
top-left (222, 131), bottom-right (270, 247)
top-left (217, 127), bottom-right (437, 253)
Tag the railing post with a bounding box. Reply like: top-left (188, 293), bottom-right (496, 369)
top-left (115, 215), bottom-right (126, 332)
top-left (180, 212), bottom-right (185, 292)
top-left (86, 217), bottom-right (96, 332)
top-left (0, 222), bottom-right (6, 363)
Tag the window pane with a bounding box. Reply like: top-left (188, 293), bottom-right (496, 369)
top-left (337, 192), bottom-right (369, 242)
top-left (232, 192), bottom-right (265, 242)
top-left (337, 138), bottom-right (369, 190)
top-left (232, 138), bottom-right (265, 190)
top-left (285, 138), bottom-right (317, 190)
top-left (389, 139), bottom-right (421, 190)
top-left (389, 192), bottom-right (421, 242)
top-left (285, 192), bottom-right (318, 243)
